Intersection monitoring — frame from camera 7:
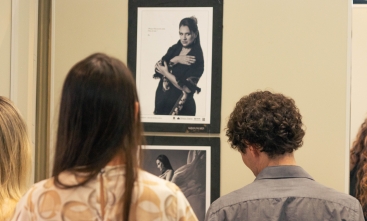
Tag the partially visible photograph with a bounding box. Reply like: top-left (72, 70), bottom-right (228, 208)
top-left (136, 7), bottom-right (213, 124)
top-left (354, 0), bottom-right (367, 4)
top-left (142, 146), bottom-right (210, 221)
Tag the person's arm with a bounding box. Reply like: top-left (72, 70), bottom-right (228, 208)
top-left (166, 169), bottom-right (174, 181)
top-left (170, 55), bottom-right (196, 66)
top-left (155, 61), bottom-right (191, 93)
top-left (173, 48), bottom-right (204, 94)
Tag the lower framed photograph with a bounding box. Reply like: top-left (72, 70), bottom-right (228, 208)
top-left (142, 136), bottom-right (220, 221)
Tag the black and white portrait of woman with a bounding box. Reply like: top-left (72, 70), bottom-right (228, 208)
top-left (142, 146), bottom-right (210, 221)
top-left (136, 8), bottom-right (213, 124)
top-left (154, 17), bottom-right (204, 116)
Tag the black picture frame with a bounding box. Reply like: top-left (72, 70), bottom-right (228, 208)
top-left (354, 0), bottom-right (367, 4)
top-left (128, 0), bottom-right (223, 133)
top-left (142, 136), bottom-right (220, 221)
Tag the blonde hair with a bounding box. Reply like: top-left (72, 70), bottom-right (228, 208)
top-left (0, 96), bottom-right (31, 219)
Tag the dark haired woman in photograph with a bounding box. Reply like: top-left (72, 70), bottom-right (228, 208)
top-left (154, 16), bottom-right (204, 116)
top-left (156, 154), bottom-right (174, 181)
top-left (11, 53), bottom-right (197, 221)
top-left (350, 117), bottom-right (367, 220)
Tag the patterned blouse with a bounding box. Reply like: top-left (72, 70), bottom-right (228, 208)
top-left (11, 165), bottom-right (198, 221)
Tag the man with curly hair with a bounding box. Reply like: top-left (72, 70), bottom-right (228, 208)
top-left (205, 91), bottom-right (364, 221)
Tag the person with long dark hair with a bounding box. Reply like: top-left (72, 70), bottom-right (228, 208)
top-left (11, 53), bottom-right (197, 221)
top-left (350, 117), bottom-right (367, 220)
top-left (154, 16), bottom-right (204, 116)
top-left (156, 154), bottom-right (174, 181)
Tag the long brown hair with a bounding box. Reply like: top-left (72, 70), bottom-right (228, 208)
top-left (0, 96), bottom-right (31, 218)
top-left (52, 53), bottom-right (143, 220)
top-left (350, 117), bottom-right (367, 216)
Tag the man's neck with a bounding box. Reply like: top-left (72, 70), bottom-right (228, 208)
top-left (267, 153), bottom-right (297, 166)
top-left (255, 152), bottom-right (297, 176)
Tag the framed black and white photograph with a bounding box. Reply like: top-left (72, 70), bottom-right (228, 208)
top-left (142, 136), bottom-right (220, 221)
top-left (354, 0), bottom-right (367, 4)
top-left (128, 0), bottom-right (223, 133)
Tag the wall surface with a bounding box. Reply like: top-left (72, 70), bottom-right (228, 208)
top-left (50, 0), bottom-right (129, 169)
top-left (0, 0), bottom-right (38, 183)
top-left (221, 1), bottom-right (350, 194)
top-left (51, 0), bottom-right (350, 196)
top-left (11, 0), bottom-right (38, 148)
top-left (0, 0), bottom-right (38, 138)
top-left (51, 0), bottom-right (128, 124)
top-left (0, 0), bottom-right (11, 98)
top-left (351, 5), bottom-right (367, 145)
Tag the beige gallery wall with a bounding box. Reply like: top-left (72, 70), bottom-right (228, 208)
top-left (0, 0), bottom-right (38, 182)
top-left (51, 0), bottom-right (350, 195)
top-left (0, 0), bottom-right (11, 98)
top-left (0, 0), bottom-right (38, 123)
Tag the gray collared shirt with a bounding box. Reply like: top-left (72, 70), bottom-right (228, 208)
top-left (205, 166), bottom-right (364, 221)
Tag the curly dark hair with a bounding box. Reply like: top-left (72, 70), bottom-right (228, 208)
top-left (226, 91), bottom-right (305, 158)
top-left (350, 117), bottom-right (367, 217)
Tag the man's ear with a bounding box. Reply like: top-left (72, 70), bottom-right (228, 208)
top-left (248, 145), bottom-right (260, 158)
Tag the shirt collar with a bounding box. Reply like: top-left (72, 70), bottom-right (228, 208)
top-left (255, 165), bottom-right (314, 181)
